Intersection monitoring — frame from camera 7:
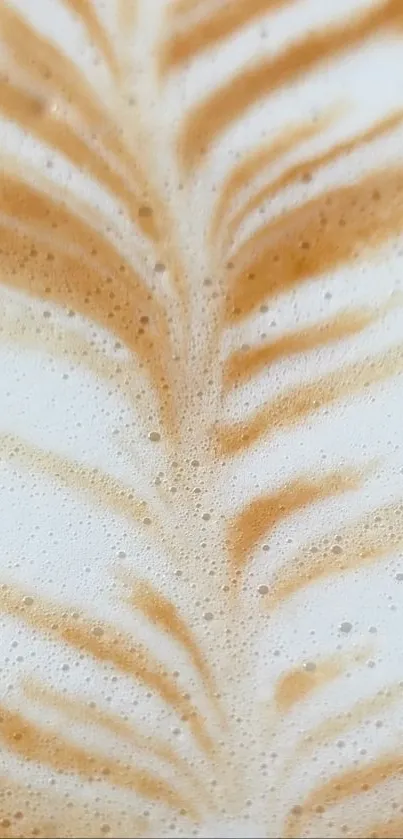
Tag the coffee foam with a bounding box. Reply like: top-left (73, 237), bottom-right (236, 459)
top-left (1, 0), bottom-right (403, 836)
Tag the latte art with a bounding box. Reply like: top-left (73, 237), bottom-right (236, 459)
top-left (1, 1), bottom-right (403, 836)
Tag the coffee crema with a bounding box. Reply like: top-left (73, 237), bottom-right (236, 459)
top-left (1, 0), bottom-right (403, 836)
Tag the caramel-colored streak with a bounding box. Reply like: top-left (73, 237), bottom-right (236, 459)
top-left (0, 6), bottom-right (120, 158)
top-left (0, 775), bottom-right (149, 839)
top-left (0, 4), bottom-right (159, 242)
top-left (0, 175), bottom-right (176, 429)
top-left (0, 308), bottom-right (127, 391)
top-left (0, 5), bottom-right (191, 309)
top-left (228, 110), bottom-right (403, 246)
top-left (118, 0), bottom-right (137, 34)
top-left (275, 656), bottom-right (344, 712)
top-left (295, 685), bottom-right (402, 758)
top-left (0, 706), bottom-right (196, 817)
top-left (169, 0), bottom-right (208, 18)
top-left (126, 578), bottom-right (222, 717)
top-left (266, 502), bottom-right (403, 609)
top-left (227, 167), bottom-right (403, 322)
top-left (0, 308), bottom-right (156, 435)
top-left (224, 309), bottom-right (376, 390)
top-left (358, 817), bottom-right (403, 838)
top-left (24, 680), bottom-right (204, 797)
top-left (0, 433), bottom-right (150, 528)
top-left (228, 470), bottom-right (361, 569)
top-left (60, 0), bottom-right (120, 80)
top-left (0, 79), bottom-right (158, 244)
top-left (160, 0), bottom-right (294, 74)
top-left (284, 755), bottom-right (403, 838)
top-left (212, 108), bottom-right (341, 241)
top-left (0, 3), bottom-right (101, 128)
top-left (0, 584), bottom-right (213, 755)
top-left (216, 344), bottom-right (403, 457)
top-left (179, 0), bottom-right (403, 168)
top-left (0, 172), bottom-right (134, 280)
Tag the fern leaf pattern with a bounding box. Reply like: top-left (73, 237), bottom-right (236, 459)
top-left (1, 0), bottom-right (403, 836)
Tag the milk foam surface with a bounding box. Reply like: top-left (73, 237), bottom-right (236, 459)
top-left (1, 1), bottom-right (403, 836)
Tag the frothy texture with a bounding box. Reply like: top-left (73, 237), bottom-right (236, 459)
top-left (1, 0), bottom-right (403, 836)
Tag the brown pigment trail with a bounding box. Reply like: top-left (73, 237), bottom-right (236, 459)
top-left (0, 6), bottom-right (125, 162)
top-left (0, 79), bottom-right (159, 244)
top-left (169, 0), bottom-right (210, 20)
top-left (227, 110), bottom-right (403, 247)
top-left (227, 167), bottom-right (403, 323)
top-left (160, 0), bottom-right (296, 74)
top-left (356, 817), bottom-right (403, 838)
top-left (60, 0), bottom-right (120, 80)
top-left (180, 0), bottom-right (403, 168)
top-left (118, 0), bottom-right (137, 36)
top-left (126, 577), bottom-right (222, 717)
top-left (216, 345), bottom-right (403, 457)
top-left (24, 679), bottom-right (205, 802)
top-left (0, 309), bottom-right (142, 407)
top-left (0, 304), bottom-right (166, 439)
top-left (228, 470), bottom-right (361, 569)
top-left (224, 308), bottom-right (378, 390)
top-left (0, 706), bottom-right (196, 818)
top-left (0, 3), bottom-right (193, 310)
top-left (284, 755), bottom-right (403, 838)
top-left (293, 684), bottom-right (402, 758)
top-left (0, 584), bottom-right (213, 755)
top-left (274, 656), bottom-right (344, 712)
top-left (0, 775), bottom-right (149, 839)
top-left (0, 177), bottom-right (178, 431)
top-left (264, 503), bottom-right (403, 609)
top-left (0, 3), bottom-right (164, 242)
top-left (212, 107), bottom-right (341, 240)
top-left (0, 432), bottom-right (151, 529)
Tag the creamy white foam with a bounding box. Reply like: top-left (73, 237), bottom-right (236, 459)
top-left (1, 0), bottom-right (403, 836)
